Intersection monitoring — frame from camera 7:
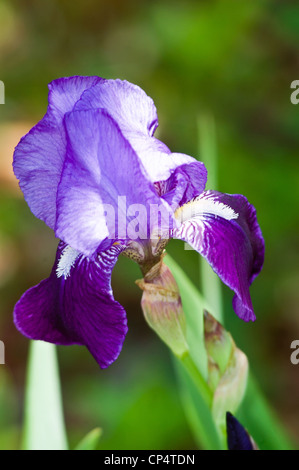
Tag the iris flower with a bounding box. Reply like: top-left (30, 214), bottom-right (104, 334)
top-left (13, 77), bottom-right (264, 368)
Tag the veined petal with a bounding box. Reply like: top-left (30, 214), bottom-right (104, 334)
top-left (48, 76), bottom-right (103, 122)
top-left (74, 79), bottom-right (200, 183)
top-left (13, 242), bottom-right (128, 368)
top-left (74, 78), bottom-right (158, 136)
top-left (173, 191), bottom-right (265, 322)
top-left (122, 133), bottom-right (198, 183)
top-left (56, 108), bottom-right (173, 257)
top-left (155, 160), bottom-right (208, 210)
top-left (13, 76), bottom-right (102, 229)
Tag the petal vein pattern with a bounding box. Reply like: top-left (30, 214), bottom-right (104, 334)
top-left (14, 242), bottom-right (128, 368)
top-left (173, 191), bottom-right (265, 322)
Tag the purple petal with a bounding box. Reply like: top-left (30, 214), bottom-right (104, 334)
top-left (13, 76), bottom-right (102, 229)
top-left (74, 78), bottom-right (199, 183)
top-left (14, 242), bottom-right (128, 368)
top-left (155, 161), bottom-right (208, 210)
top-left (13, 122), bottom-right (64, 229)
top-left (123, 135), bottom-right (197, 183)
top-left (226, 412), bottom-right (255, 450)
top-left (173, 190), bottom-right (265, 322)
top-left (56, 108), bottom-right (173, 257)
top-left (48, 76), bottom-right (104, 122)
top-left (74, 78), bottom-right (159, 136)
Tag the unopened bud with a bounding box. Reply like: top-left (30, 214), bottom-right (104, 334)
top-left (136, 259), bottom-right (189, 358)
top-left (226, 412), bottom-right (258, 450)
top-left (204, 311), bottom-right (249, 433)
top-left (204, 310), bottom-right (235, 390)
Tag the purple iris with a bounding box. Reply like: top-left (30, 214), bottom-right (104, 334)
top-left (13, 76), bottom-right (264, 368)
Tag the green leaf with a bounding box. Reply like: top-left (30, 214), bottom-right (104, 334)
top-left (197, 113), bottom-right (223, 324)
top-left (237, 374), bottom-right (295, 450)
top-left (173, 358), bottom-right (223, 450)
top-left (22, 341), bottom-right (68, 450)
top-left (75, 428), bottom-right (102, 450)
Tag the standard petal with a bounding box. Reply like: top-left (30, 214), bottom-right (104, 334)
top-left (13, 242), bottom-right (128, 368)
top-left (173, 190), bottom-right (265, 322)
top-left (74, 78), bottom-right (200, 183)
top-left (56, 108), bottom-right (174, 257)
top-left (47, 76), bottom-right (103, 122)
top-left (155, 160), bottom-right (208, 210)
top-left (13, 121), bottom-right (65, 229)
top-left (74, 78), bottom-right (158, 136)
top-left (13, 76), bottom-right (102, 229)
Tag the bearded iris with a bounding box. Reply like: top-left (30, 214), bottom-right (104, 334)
top-left (13, 76), bottom-right (264, 368)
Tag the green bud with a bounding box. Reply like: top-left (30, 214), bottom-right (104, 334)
top-left (136, 259), bottom-right (189, 358)
top-left (204, 311), bottom-right (249, 434)
top-left (204, 310), bottom-right (234, 383)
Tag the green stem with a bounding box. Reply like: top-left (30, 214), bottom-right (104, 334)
top-left (180, 351), bottom-right (213, 408)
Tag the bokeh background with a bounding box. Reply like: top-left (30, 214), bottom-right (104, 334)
top-left (0, 0), bottom-right (299, 450)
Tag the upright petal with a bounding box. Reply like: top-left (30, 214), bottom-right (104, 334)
top-left (74, 79), bottom-right (200, 183)
top-left (13, 76), bottom-right (102, 229)
top-left (48, 76), bottom-right (103, 122)
top-left (173, 191), bottom-right (264, 322)
top-left (74, 79), bottom-right (158, 136)
top-left (155, 160), bottom-right (208, 210)
top-left (13, 242), bottom-right (128, 368)
top-left (57, 108), bottom-right (174, 257)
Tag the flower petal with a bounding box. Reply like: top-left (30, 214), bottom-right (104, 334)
top-left (74, 78), bottom-right (158, 136)
top-left (155, 160), bottom-right (208, 210)
top-left (74, 78), bottom-right (199, 183)
top-left (122, 134), bottom-right (197, 183)
top-left (173, 191), bottom-right (264, 322)
top-left (14, 242), bottom-right (128, 368)
top-left (47, 76), bottom-right (103, 122)
top-left (226, 412), bottom-right (255, 450)
top-left (56, 108), bottom-right (174, 257)
top-left (13, 76), bottom-right (102, 229)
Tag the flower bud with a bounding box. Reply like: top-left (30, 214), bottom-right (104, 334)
top-left (136, 259), bottom-right (189, 358)
top-left (204, 311), bottom-right (249, 433)
top-left (226, 412), bottom-right (258, 450)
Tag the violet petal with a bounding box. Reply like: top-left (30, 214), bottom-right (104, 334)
top-left (57, 108), bottom-right (173, 257)
top-left (173, 190), bottom-right (265, 322)
top-left (13, 76), bottom-right (102, 229)
top-left (14, 242), bottom-right (128, 368)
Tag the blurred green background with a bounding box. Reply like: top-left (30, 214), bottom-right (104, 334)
top-left (0, 0), bottom-right (299, 450)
